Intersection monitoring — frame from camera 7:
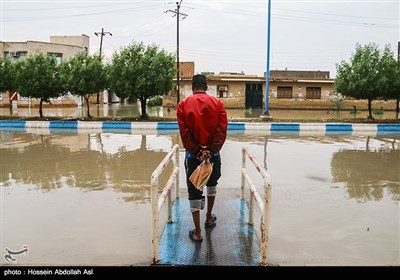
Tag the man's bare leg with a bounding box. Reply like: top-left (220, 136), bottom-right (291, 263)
top-left (191, 210), bottom-right (202, 239)
top-left (205, 196), bottom-right (215, 224)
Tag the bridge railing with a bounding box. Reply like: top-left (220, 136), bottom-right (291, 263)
top-left (241, 146), bottom-right (272, 266)
top-left (150, 144), bottom-right (180, 264)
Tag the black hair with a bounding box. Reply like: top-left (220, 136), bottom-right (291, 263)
top-left (191, 74), bottom-right (208, 91)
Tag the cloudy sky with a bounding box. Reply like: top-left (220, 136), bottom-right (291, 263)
top-left (1, 0), bottom-right (398, 77)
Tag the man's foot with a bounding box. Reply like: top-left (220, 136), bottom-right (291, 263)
top-left (189, 229), bottom-right (203, 242)
top-left (204, 214), bottom-right (217, 228)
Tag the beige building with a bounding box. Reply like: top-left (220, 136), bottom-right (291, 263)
top-left (0, 35), bottom-right (89, 108)
top-left (165, 62), bottom-right (336, 109)
top-left (269, 70), bottom-right (335, 100)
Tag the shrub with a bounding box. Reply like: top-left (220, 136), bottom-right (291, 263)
top-left (147, 96), bottom-right (163, 107)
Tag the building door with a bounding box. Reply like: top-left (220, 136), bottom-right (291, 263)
top-left (245, 83), bottom-right (263, 109)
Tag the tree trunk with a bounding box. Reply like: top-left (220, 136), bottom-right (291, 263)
top-left (96, 92), bottom-right (100, 105)
top-left (85, 96), bottom-right (91, 118)
top-left (367, 98), bottom-right (373, 119)
top-left (140, 96), bottom-right (147, 119)
top-left (39, 98), bottom-right (43, 118)
top-left (396, 98), bottom-right (399, 119)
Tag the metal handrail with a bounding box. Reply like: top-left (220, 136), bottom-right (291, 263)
top-left (150, 144), bottom-right (180, 264)
top-left (241, 146), bottom-right (272, 267)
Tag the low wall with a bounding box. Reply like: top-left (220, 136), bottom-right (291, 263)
top-left (0, 120), bottom-right (399, 136)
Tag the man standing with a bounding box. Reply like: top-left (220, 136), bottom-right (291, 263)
top-left (177, 74), bottom-right (228, 242)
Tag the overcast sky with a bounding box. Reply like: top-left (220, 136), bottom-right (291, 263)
top-left (1, 0), bottom-right (399, 77)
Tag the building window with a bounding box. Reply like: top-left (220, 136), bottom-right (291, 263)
top-left (306, 87), bottom-right (321, 99)
top-left (5, 51), bottom-right (26, 62)
top-left (48, 52), bottom-right (63, 64)
top-left (218, 85), bottom-right (228, 98)
top-left (277, 86), bottom-right (293, 99)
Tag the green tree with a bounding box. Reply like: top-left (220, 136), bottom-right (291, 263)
top-left (381, 48), bottom-right (400, 118)
top-left (14, 53), bottom-right (62, 118)
top-left (395, 63), bottom-right (400, 118)
top-left (108, 42), bottom-right (176, 118)
top-left (60, 52), bottom-right (107, 118)
top-left (335, 43), bottom-right (398, 119)
top-left (0, 57), bottom-right (15, 93)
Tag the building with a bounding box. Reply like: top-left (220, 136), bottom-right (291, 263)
top-left (164, 62), bottom-right (336, 109)
top-left (269, 70), bottom-right (335, 100)
top-left (0, 35), bottom-right (89, 108)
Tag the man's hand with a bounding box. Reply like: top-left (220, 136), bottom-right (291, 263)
top-left (197, 149), bottom-right (211, 162)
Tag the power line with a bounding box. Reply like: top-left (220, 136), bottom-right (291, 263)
top-left (4, 2), bottom-right (397, 29)
top-left (186, 3), bottom-right (398, 28)
top-left (2, 2), bottom-right (135, 12)
top-left (274, 7), bottom-right (399, 21)
top-left (3, 3), bottom-right (163, 21)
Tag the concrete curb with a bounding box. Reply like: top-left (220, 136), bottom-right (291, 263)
top-left (0, 120), bottom-right (399, 135)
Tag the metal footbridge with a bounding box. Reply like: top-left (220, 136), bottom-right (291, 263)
top-left (151, 145), bottom-right (272, 266)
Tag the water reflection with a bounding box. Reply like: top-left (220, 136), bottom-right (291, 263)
top-left (331, 142), bottom-right (400, 203)
top-left (0, 133), bottom-right (177, 202)
top-left (2, 132), bottom-right (399, 204)
top-left (1, 131), bottom-right (399, 265)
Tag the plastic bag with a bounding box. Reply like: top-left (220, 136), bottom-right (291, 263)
top-left (189, 159), bottom-right (213, 190)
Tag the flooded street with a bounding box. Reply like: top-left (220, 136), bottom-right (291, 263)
top-left (0, 131), bottom-right (399, 266)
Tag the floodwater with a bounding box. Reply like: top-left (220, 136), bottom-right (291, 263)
top-left (1, 103), bottom-right (398, 120)
top-left (0, 131), bottom-right (399, 266)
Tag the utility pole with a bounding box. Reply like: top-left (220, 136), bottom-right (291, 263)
top-left (166, 1), bottom-right (187, 104)
top-left (95, 28), bottom-right (112, 58)
top-left (94, 28), bottom-right (112, 104)
top-left (264, 0), bottom-right (271, 117)
top-left (397, 41), bottom-right (400, 116)
top-left (260, 0), bottom-right (273, 121)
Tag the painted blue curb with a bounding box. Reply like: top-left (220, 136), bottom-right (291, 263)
top-left (156, 122), bottom-right (247, 130)
top-left (271, 123), bottom-right (300, 131)
top-left (49, 121), bottom-right (78, 129)
top-left (0, 120), bottom-right (400, 134)
top-left (102, 122), bottom-right (131, 129)
top-left (0, 120), bottom-right (26, 127)
top-left (228, 123), bottom-right (245, 130)
top-left (377, 124), bottom-right (400, 131)
top-left (157, 122), bottom-right (179, 130)
top-left (326, 124), bottom-right (352, 131)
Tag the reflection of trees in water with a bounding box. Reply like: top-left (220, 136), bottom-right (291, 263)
top-left (331, 146), bottom-right (400, 203)
top-left (0, 134), bottom-right (172, 203)
top-left (229, 134), bottom-right (400, 202)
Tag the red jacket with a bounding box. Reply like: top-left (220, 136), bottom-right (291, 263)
top-left (177, 92), bottom-right (228, 156)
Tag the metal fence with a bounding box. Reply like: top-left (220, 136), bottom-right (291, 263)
top-left (150, 144), bottom-right (180, 264)
top-left (241, 146), bottom-right (272, 266)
